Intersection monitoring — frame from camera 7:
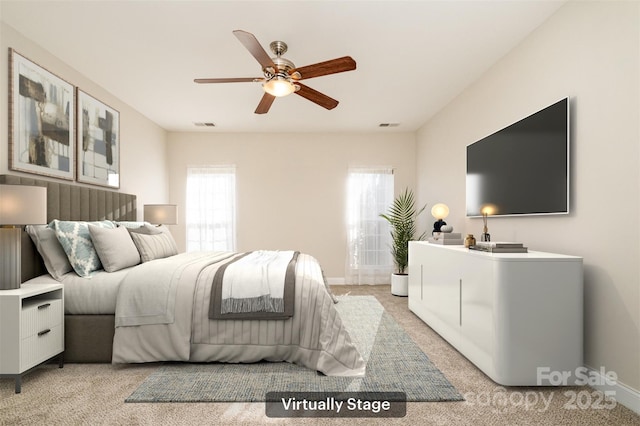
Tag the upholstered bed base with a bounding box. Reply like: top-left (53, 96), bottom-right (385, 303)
top-left (1, 175), bottom-right (135, 363)
top-left (65, 315), bottom-right (115, 362)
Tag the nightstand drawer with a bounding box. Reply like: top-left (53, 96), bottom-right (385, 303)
top-left (21, 299), bottom-right (63, 339)
top-left (21, 324), bottom-right (63, 370)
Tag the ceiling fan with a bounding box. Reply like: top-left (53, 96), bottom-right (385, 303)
top-left (195, 30), bottom-right (356, 114)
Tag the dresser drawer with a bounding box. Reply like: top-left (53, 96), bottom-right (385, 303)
top-left (21, 299), bottom-right (63, 339)
top-left (21, 324), bottom-right (63, 370)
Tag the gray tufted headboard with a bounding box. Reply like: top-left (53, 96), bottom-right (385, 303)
top-left (0, 175), bottom-right (137, 282)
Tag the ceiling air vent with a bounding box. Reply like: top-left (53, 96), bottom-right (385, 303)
top-left (194, 122), bottom-right (216, 127)
top-left (378, 123), bottom-right (400, 128)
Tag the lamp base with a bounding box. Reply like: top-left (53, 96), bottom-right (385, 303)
top-left (480, 233), bottom-right (491, 242)
top-left (0, 227), bottom-right (22, 290)
top-left (432, 219), bottom-right (447, 235)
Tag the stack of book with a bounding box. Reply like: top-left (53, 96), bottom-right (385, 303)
top-left (470, 241), bottom-right (528, 253)
top-left (428, 232), bottom-right (464, 245)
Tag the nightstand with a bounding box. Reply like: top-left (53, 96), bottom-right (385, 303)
top-left (0, 283), bottom-right (64, 393)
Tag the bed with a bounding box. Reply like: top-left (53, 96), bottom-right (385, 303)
top-left (5, 175), bottom-right (364, 376)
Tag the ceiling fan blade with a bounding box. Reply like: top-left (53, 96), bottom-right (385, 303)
top-left (194, 77), bottom-right (261, 84)
top-left (255, 93), bottom-right (276, 114)
top-left (294, 83), bottom-right (339, 110)
top-left (291, 56), bottom-right (356, 80)
top-left (233, 30), bottom-right (277, 71)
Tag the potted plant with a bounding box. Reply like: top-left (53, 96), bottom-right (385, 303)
top-left (380, 188), bottom-right (427, 296)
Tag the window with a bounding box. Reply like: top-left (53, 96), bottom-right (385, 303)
top-left (186, 165), bottom-right (236, 252)
top-left (345, 167), bottom-right (394, 284)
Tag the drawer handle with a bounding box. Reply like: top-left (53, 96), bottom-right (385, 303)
top-left (37, 303), bottom-right (51, 310)
top-left (37, 329), bottom-right (51, 337)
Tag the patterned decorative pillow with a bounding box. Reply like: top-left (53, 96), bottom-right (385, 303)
top-left (49, 220), bottom-right (116, 277)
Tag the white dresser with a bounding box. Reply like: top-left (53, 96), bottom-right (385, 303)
top-left (408, 242), bottom-right (583, 386)
top-left (0, 283), bottom-right (64, 393)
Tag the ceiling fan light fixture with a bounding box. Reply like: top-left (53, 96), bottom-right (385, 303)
top-left (197, 30), bottom-right (356, 113)
top-left (262, 76), bottom-right (296, 97)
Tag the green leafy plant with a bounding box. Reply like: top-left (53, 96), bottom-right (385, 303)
top-left (380, 188), bottom-right (427, 274)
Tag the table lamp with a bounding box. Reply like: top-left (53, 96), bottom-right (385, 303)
top-left (0, 185), bottom-right (47, 290)
top-left (143, 204), bottom-right (178, 225)
top-left (431, 203), bottom-right (449, 234)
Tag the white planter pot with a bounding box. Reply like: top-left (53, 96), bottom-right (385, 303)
top-left (391, 273), bottom-right (409, 297)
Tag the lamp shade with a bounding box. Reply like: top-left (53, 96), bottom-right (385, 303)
top-left (263, 78), bottom-right (296, 97)
top-left (144, 204), bottom-right (177, 225)
top-left (431, 203), bottom-right (450, 220)
top-left (0, 185), bottom-right (47, 225)
top-left (481, 204), bottom-right (497, 216)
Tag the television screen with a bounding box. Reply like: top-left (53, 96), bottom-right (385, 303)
top-left (466, 98), bottom-right (569, 217)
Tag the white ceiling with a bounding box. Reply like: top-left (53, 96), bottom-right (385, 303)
top-left (0, 1), bottom-right (564, 133)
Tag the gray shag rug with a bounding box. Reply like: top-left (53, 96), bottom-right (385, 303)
top-left (125, 295), bottom-right (463, 403)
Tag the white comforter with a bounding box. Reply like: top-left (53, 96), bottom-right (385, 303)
top-left (112, 251), bottom-right (365, 377)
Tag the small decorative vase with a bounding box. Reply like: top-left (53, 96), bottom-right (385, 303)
top-left (464, 234), bottom-right (476, 248)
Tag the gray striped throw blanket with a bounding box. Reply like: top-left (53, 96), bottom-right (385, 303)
top-left (209, 250), bottom-right (299, 320)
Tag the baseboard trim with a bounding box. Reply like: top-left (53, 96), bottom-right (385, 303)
top-left (327, 278), bottom-right (391, 286)
top-left (586, 366), bottom-right (640, 415)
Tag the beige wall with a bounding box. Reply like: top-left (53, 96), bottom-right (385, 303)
top-left (416, 1), bottom-right (639, 391)
top-left (0, 22), bottom-right (169, 216)
top-left (166, 132), bottom-right (416, 279)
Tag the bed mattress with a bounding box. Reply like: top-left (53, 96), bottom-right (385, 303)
top-left (27, 269), bottom-right (129, 315)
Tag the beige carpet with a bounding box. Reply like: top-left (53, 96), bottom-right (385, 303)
top-left (1, 285), bottom-right (638, 425)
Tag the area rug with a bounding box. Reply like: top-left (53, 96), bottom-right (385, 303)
top-left (125, 296), bottom-right (463, 403)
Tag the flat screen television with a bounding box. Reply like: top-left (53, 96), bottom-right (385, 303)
top-left (466, 97), bottom-right (569, 217)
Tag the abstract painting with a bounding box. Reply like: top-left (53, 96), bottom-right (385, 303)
top-left (9, 49), bottom-right (75, 180)
top-left (77, 89), bottom-right (120, 188)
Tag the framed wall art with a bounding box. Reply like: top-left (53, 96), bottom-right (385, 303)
top-left (9, 48), bottom-right (75, 180)
top-left (77, 89), bottom-right (120, 188)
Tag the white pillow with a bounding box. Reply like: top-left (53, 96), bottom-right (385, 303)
top-left (113, 221), bottom-right (153, 229)
top-left (89, 225), bottom-right (141, 272)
